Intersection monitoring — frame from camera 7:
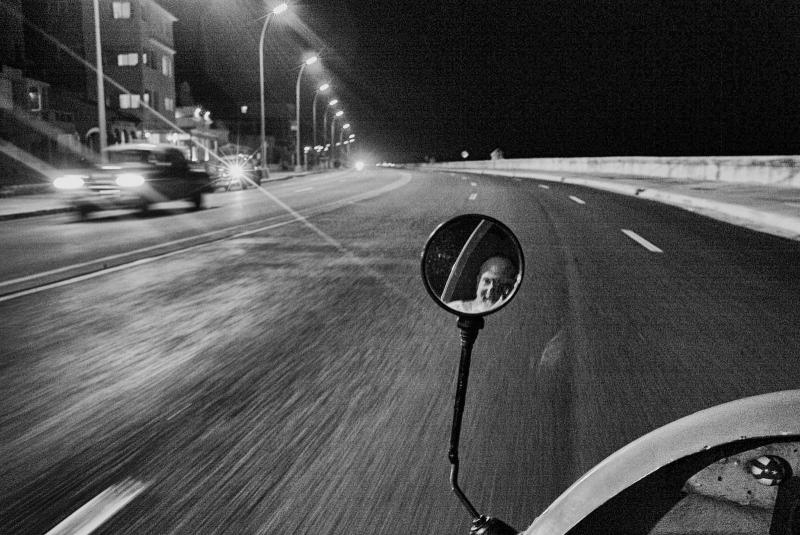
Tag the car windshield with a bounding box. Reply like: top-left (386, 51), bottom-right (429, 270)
top-left (3, 2), bottom-right (800, 535)
top-left (106, 150), bottom-right (152, 164)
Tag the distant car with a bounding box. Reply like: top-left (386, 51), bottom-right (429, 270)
top-left (54, 143), bottom-right (213, 219)
top-left (207, 154), bottom-right (259, 191)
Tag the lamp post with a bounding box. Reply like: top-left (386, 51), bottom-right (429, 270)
top-left (295, 55), bottom-right (318, 171)
top-left (339, 123), bottom-right (351, 146)
top-left (330, 109), bottom-right (344, 168)
top-left (259, 2), bottom-right (288, 180)
top-left (323, 98), bottom-right (338, 151)
top-left (312, 83), bottom-right (329, 150)
top-left (92, 0), bottom-right (107, 161)
top-left (338, 123), bottom-right (351, 163)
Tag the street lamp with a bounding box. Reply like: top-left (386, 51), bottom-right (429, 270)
top-left (259, 2), bottom-right (288, 180)
top-left (330, 110), bottom-right (344, 167)
top-left (295, 55), bottom-right (318, 171)
top-left (323, 99), bottom-right (339, 149)
top-left (339, 122), bottom-right (351, 147)
top-left (311, 83), bottom-right (330, 151)
top-left (92, 0), bottom-right (107, 161)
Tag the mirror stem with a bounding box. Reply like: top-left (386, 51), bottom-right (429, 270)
top-left (449, 316), bottom-right (484, 520)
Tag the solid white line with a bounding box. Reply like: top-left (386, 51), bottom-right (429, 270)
top-left (468, 193), bottom-right (478, 201)
top-left (538, 185), bottom-right (550, 189)
top-left (45, 479), bottom-right (148, 535)
top-left (621, 229), bottom-right (664, 253)
top-left (569, 195), bottom-right (586, 205)
top-left (294, 187), bottom-right (313, 192)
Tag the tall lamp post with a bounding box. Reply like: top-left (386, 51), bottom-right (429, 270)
top-left (323, 98), bottom-right (338, 155)
top-left (295, 55), bottom-right (318, 171)
top-left (330, 109), bottom-right (344, 167)
top-left (311, 83), bottom-right (329, 150)
top-left (259, 2), bottom-right (288, 180)
top-left (92, 0), bottom-right (107, 161)
top-left (339, 123), bottom-right (351, 163)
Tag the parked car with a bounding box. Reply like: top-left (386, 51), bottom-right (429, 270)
top-left (54, 143), bottom-right (213, 219)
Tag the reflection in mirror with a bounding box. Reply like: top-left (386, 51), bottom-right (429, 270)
top-left (422, 214), bottom-right (524, 317)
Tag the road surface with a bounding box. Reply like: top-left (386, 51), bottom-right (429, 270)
top-left (2, 168), bottom-right (800, 533)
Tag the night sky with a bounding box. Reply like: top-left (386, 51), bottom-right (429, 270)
top-left (159, 1), bottom-right (800, 163)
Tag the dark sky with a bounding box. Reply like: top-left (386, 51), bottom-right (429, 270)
top-left (159, 1), bottom-right (800, 162)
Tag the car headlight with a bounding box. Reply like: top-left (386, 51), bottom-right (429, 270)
top-left (227, 164), bottom-right (245, 180)
top-left (115, 173), bottom-right (145, 187)
top-left (53, 175), bottom-right (86, 189)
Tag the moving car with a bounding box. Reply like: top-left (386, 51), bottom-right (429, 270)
top-left (54, 143), bottom-right (213, 219)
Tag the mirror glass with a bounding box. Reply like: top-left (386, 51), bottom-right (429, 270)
top-left (421, 214), bottom-right (524, 316)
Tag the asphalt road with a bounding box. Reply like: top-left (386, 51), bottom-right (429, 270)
top-left (2, 168), bottom-right (800, 534)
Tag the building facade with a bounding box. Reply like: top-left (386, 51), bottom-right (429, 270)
top-left (80, 0), bottom-right (178, 143)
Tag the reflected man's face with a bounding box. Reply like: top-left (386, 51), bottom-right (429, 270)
top-left (475, 257), bottom-right (517, 306)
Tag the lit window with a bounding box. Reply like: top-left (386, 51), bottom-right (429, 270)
top-left (142, 92), bottom-right (150, 105)
top-left (161, 56), bottom-right (172, 77)
top-left (164, 97), bottom-right (174, 111)
top-left (119, 94), bottom-right (141, 109)
top-left (112, 2), bottom-right (131, 19)
top-left (117, 53), bottom-right (138, 66)
top-left (142, 53), bottom-right (147, 64)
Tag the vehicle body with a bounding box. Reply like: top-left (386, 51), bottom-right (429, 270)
top-left (422, 215), bottom-right (800, 535)
top-left (54, 143), bottom-right (213, 218)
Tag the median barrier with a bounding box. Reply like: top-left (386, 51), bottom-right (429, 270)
top-left (420, 156), bottom-right (800, 187)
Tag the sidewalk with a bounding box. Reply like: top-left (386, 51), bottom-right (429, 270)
top-left (0, 169), bottom-right (316, 220)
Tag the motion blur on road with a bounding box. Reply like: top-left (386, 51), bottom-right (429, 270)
top-left (2, 167), bottom-right (800, 533)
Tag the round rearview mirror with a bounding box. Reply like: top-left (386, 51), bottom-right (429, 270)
top-left (421, 214), bottom-right (524, 317)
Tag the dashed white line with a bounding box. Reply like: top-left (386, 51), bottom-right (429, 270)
top-left (295, 187), bottom-right (313, 192)
top-left (538, 185), bottom-right (550, 189)
top-left (468, 193), bottom-right (478, 201)
top-left (569, 195), bottom-right (586, 205)
top-left (45, 479), bottom-right (148, 535)
top-left (621, 229), bottom-right (664, 253)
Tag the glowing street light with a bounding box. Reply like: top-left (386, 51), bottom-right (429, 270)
top-left (330, 110), bottom-right (345, 167)
top-left (312, 83), bottom-right (330, 151)
top-left (295, 54), bottom-right (319, 171)
top-left (323, 99), bottom-right (339, 150)
top-left (259, 2), bottom-right (289, 179)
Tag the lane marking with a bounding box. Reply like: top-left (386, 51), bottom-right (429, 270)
top-left (468, 193), bottom-right (478, 201)
top-left (294, 187), bottom-right (313, 192)
top-left (45, 479), bottom-right (148, 535)
top-left (470, 182), bottom-right (477, 187)
top-left (569, 195), bottom-right (586, 205)
top-left (621, 229), bottom-right (664, 253)
top-left (538, 185), bottom-right (550, 189)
